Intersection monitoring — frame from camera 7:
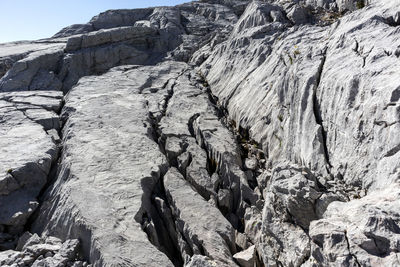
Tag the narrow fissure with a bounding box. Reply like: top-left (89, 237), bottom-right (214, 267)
top-left (137, 71), bottom-right (193, 266)
top-left (312, 48), bottom-right (332, 169)
top-left (139, 110), bottom-right (184, 267)
top-left (344, 230), bottom-right (362, 267)
top-left (23, 97), bottom-right (66, 238)
top-left (190, 72), bottom-right (267, 266)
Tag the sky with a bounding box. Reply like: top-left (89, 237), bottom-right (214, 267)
top-left (0, 0), bottom-right (190, 43)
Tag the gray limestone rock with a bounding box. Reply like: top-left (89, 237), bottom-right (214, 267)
top-left (0, 91), bottom-right (61, 243)
top-left (164, 167), bottom-right (237, 266)
top-left (0, 232), bottom-right (88, 267)
top-left (32, 62), bottom-right (187, 266)
top-left (0, 47), bottom-right (64, 92)
top-left (233, 244), bottom-right (256, 267)
top-left (0, 0), bottom-right (398, 266)
top-left (307, 185), bottom-right (400, 266)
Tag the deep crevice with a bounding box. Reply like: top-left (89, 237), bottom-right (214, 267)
top-left (190, 72), bottom-right (266, 254)
top-left (344, 230), bottom-right (362, 267)
top-left (383, 16), bottom-right (400, 27)
top-left (23, 98), bottom-right (66, 245)
top-left (138, 70), bottom-right (194, 267)
top-left (312, 48), bottom-right (332, 169)
top-left (141, 176), bottom-right (185, 267)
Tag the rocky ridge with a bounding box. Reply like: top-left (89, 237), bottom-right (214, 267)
top-left (0, 0), bottom-right (399, 266)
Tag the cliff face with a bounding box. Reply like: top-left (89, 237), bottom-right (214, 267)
top-left (0, 0), bottom-right (399, 266)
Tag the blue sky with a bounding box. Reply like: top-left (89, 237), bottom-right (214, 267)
top-left (0, 0), bottom-right (190, 43)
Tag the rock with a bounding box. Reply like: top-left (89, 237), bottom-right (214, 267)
top-left (256, 170), bottom-right (271, 196)
top-left (259, 163), bottom-right (321, 265)
top-left (0, 231), bottom-right (87, 267)
top-left (89, 8), bottom-right (154, 31)
top-left (165, 136), bottom-right (184, 164)
top-left (32, 63), bottom-right (186, 266)
top-left (58, 239), bottom-right (79, 260)
top-left (0, 91), bottom-right (61, 236)
top-left (233, 245), bottom-right (256, 267)
top-left (314, 192), bottom-right (347, 218)
top-left (235, 231), bottom-right (251, 251)
top-left (307, 185), bottom-right (400, 266)
top-left (0, 0), bottom-right (398, 266)
top-left (64, 26), bottom-right (158, 52)
top-left (186, 255), bottom-right (219, 267)
top-left (244, 157), bottom-right (257, 170)
top-left (25, 243), bottom-right (61, 257)
top-left (22, 233), bottom-right (42, 250)
top-left (16, 231), bottom-right (32, 251)
top-left (193, 114), bottom-right (258, 219)
top-left (164, 167), bottom-right (237, 266)
top-left (0, 250), bottom-right (23, 266)
top-left (53, 23), bottom-right (94, 38)
top-left (177, 151), bottom-right (191, 174)
top-left (287, 5), bottom-right (310, 24)
top-left (0, 48), bottom-right (64, 92)
top-left (44, 236), bottom-right (62, 246)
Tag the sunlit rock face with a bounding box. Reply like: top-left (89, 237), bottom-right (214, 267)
top-left (0, 0), bottom-right (399, 266)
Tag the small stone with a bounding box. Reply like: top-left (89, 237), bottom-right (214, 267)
top-left (165, 137), bottom-right (183, 163)
top-left (25, 243), bottom-right (61, 257)
top-left (235, 231), bottom-right (251, 251)
top-left (45, 236), bottom-right (62, 246)
top-left (208, 194), bottom-right (218, 207)
top-left (233, 245), bottom-right (255, 267)
top-left (70, 261), bottom-right (84, 267)
top-left (177, 151), bottom-right (191, 173)
top-left (47, 129), bottom-right (61, 144)
top-left (244, 157), bottom-right (258, 171)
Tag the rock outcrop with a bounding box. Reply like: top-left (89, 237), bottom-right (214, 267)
top-left (0, 0), bottom-right (399, 266)
top-left (0, 232), bottom-right (90, 267)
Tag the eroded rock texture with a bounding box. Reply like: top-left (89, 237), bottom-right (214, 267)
top-left (0, 0), bottom-right (399, 266)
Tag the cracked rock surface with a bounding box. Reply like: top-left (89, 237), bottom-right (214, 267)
top-left (0, 91), bottom-right (62, 250)
top-left (0, 0), bottom-right (399, 266)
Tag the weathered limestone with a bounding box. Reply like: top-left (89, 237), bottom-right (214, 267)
top-left (0, 48), bottom-right (64, 92)
top-left (0, 0), bottom-right (398, 266)
top-left (32, 62), bottom-right (188, 266)
top-left (306, 185), bottom-right (400, 266)
top-left (233, 245), bottom-right (256, 267)
top-left (0, 232), bottom-right (90, 267)
top-left (198, 0), bottom-right (400, 265)
top-left (0, 91), bottom-right (62, 249)
top-left (164, 168), bottom-right (237, 266)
